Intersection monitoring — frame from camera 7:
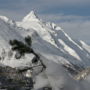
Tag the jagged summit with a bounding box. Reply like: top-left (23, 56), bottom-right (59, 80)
top-left (22, 11), bottom-right (39, 22)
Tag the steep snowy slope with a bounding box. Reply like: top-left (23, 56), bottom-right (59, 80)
top-left (80, 40), bottom-right (90, 53)
top-left (17, 11), bottom-right (90, 69)
top-left (0, 16), bottom-right (35, 68)
top-left (0, 17), bottom-right (24, 52)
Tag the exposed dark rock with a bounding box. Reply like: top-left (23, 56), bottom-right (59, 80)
top-left (0, 66), bottom-right (33, 90)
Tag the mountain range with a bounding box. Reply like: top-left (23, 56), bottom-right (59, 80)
top-left (0, 11), bottom-right (90, 90)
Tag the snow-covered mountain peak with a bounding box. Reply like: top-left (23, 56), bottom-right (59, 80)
top-left (1, 12), bottom-right (90, 90)
top-left (22, 11), bottom-right (39, 22)
top-left (1, 12), bottom-right (90, 73)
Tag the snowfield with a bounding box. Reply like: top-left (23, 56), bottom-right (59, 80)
top-left (0, 11), bottom-right (90, 90)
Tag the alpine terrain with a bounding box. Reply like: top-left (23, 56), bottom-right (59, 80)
top-left (0, 11), bottom-right (90, 90)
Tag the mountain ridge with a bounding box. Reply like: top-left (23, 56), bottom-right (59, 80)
top-left (0, 11), bottom-right (90, 69)
top-left (0, 11), bottom-right (90, 90)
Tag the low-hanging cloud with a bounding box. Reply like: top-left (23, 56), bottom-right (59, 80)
top-left (34, 59), bottom-right (90, 90)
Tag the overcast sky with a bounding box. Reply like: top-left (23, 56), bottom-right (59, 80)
top-left (0, 0), bottom-right (90, 44)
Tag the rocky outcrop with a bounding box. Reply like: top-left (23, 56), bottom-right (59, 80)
top-left (0, 66), bottom-right (33, 90)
